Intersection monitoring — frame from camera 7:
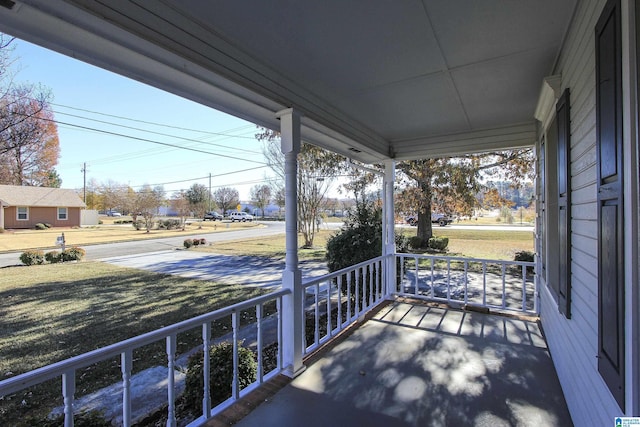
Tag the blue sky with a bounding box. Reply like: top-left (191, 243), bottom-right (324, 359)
top-left (11, 38), bottom-right (272, 200)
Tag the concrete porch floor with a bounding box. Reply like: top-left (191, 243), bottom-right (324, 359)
top-left (212, 300), bottom-right (572, 427)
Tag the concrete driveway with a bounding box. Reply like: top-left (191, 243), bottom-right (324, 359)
top-left (100, 249), bottom-right (328, 288)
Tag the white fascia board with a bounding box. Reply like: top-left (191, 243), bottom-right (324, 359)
top-left (391, 122), bottom-right (537, 160)
top-left (534, 75), bottom-right (563, 129)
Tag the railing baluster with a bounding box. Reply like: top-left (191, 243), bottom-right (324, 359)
top-left (277, 297), bottom-right (283, 371)
top-left (501, 263), bottom-right (507, 309)
top-left (315, 283), bottom-right (320, 346)
top-left (62, 370), bottom-right (75, 427)
top-left (376, 260), bottom-right (381, 301)
top-left (521, 265), bottom-right (527, 312)
top-left (446, 259), bottom-right (451, 302)
top-left (337, 275), bottom-right (343, 330)
top-left (232, 311), bottom-right (239, 400)
top-left (355, 268), bottom-right (360, 316)
top-left (121, 350), bottom-right (133, 427)
top-left (202, 322), bottom-right (211, 418)
top-left (166, 334), bottom-right (177, 427)
top-left (464, 260), bottom-right (468, 304)
top-left (257, 304), bottom-right (264, 382)
top-left (399, 255), bottom-right (405, 294)
top-left (347, 273), bottom-right (352, 322)
top-left (430, 257), bottom-right (435, 299)
top-left (482, 262), bottom-right (487, 306)
top-left (414, 256), bottom-right (419, 296)
top-left (326, 280), bottom-right (332, 337)
top-left (368, 264), bottom-right (373, 308)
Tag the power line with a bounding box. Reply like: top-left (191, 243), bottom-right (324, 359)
top-left (51, 102), bottom-right (258, 140)
top-left (52, 109), bottom-right (263, 154)
top-left (24, 114), bottom-right (268, 165)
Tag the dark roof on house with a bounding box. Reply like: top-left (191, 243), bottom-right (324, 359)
top-left (0, 185), bottom-right (86, 208)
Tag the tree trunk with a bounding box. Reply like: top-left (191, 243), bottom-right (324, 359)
top-left (416, 198), bottom-right (433, 243)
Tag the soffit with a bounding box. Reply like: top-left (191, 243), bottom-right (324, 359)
top-left (2, 0), bottom-right (578, 161)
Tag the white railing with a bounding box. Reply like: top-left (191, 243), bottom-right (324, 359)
top-left (394, 254), bottom-right (538, 314)
top-left (301, 256), bottom-right (386, 356)
top-left (0, 289), bottom-right (289, 427)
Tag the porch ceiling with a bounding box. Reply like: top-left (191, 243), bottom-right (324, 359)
top-left (0, 0), bottom-right (577, 162)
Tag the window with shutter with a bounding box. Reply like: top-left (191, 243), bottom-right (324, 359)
top-left (556, 89), bottom-right (571, 318)
top-left (596, 0), bottom-right (625, 411)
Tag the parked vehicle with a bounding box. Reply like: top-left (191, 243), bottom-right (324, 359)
top-left (228, 211), bottom-right (254, 222)
top-left (405, 213), bottom-right (452, 227)
top-left (203, 211), bottom-right (223, 221)
top-left (107, 210), bottom-right (122, 217)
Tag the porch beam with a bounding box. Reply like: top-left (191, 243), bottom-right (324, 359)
top-left (277, 108), bottom-right (306, 378)
top-left (391, 122), bottom-right (536, 160)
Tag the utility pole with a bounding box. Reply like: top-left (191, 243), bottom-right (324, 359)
top-left (208, 173), bottom-right (212, 211)
top-left (81, 162), bottom-right (87, 204)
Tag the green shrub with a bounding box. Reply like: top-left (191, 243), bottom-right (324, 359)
top-left (199, 238), bottom-right (207, 245)
top-left (193, 238), bottom-right (201, 246)
top-left (61, 247), bottom-right (86, 262)
top-left (409, 236), bottom-right (424, 249)
top-left (0, 227), bottom-right (4, 233)
top-left (427, 236), bottom-right (449, 251)
top-left (183, 239), bottom-right (193, 249)
top-left (44, 223), bottom-right (52, 228)
top-left (183, 341), bottom-right (257, 411)
top-left (98, 220), bottom-right (103, 225)
top-left (20, 250), bottom-right (45, 265)
top-left (132, 220), bottom-right (145, 230)
top-left (45, 251), bottom-right (62, 263)
top-left (34, 223), bottom-right (47, 230)
top-left (159, 219), bottom-right (181, 230)
top-left (514, 250), bottom-right (534, 262)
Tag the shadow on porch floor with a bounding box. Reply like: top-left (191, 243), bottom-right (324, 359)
top-left (208, 300), bottom-right (572, 427)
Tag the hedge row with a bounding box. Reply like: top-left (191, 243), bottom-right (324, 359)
top-left (183, 238), bottom-right (207, 248)
top-left (20, 247), bottom-right (86, 266)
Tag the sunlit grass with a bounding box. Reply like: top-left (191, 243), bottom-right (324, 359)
top-left (0, 261), bottom-right (267, 423)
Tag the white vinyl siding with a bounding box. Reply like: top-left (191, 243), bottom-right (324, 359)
top-left (538, 0), bottom-right (630, 424)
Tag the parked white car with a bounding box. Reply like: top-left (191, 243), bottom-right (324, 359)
top-left (228, 211), bottom-right (254, 222)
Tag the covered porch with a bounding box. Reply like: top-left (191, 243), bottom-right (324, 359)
top-left (213, 300), bottom-right (570, 427)
top-left (2, 0), bottom-right (638, 425)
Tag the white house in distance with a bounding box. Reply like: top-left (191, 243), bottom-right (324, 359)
top-left (0, 1), bottom-right (638, 425)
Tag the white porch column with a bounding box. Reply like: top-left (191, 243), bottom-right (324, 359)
top-left (276, 108), bottom-right (305, 378)
top-left (383, 160), bottom-right (396, 297)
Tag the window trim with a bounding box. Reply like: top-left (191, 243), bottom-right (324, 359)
top-left (16, 206), bottom-right (29, 221)
top-left (57, 207), bottom-right (68, 221)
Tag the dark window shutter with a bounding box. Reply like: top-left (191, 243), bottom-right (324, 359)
top-left (596, 0), bottom-right (625, 411)
top-left (556, 89), bottom-right (571, 318)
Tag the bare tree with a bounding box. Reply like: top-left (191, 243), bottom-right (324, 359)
top-left (213, 187), bottom-right (239, 216)
top-left (250, 184), bottom-right (271, 218)
top-left (256, 128), bottom-right (345, 247)
top-left (135, 185), bottom-right (165, 232)
top-left (170, 191), bottom-right (191, 230)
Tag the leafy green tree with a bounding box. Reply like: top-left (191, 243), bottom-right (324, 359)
top-left (397, 149), bottom-right (533, 242)
top-left (186, 183), bottom-right (210, 224)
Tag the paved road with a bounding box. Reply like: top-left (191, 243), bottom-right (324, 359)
top-left (0, 221), bottom-right (290, 268)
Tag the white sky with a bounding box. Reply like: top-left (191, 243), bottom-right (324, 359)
top-left (11, 38), bottom-right (278, 201)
